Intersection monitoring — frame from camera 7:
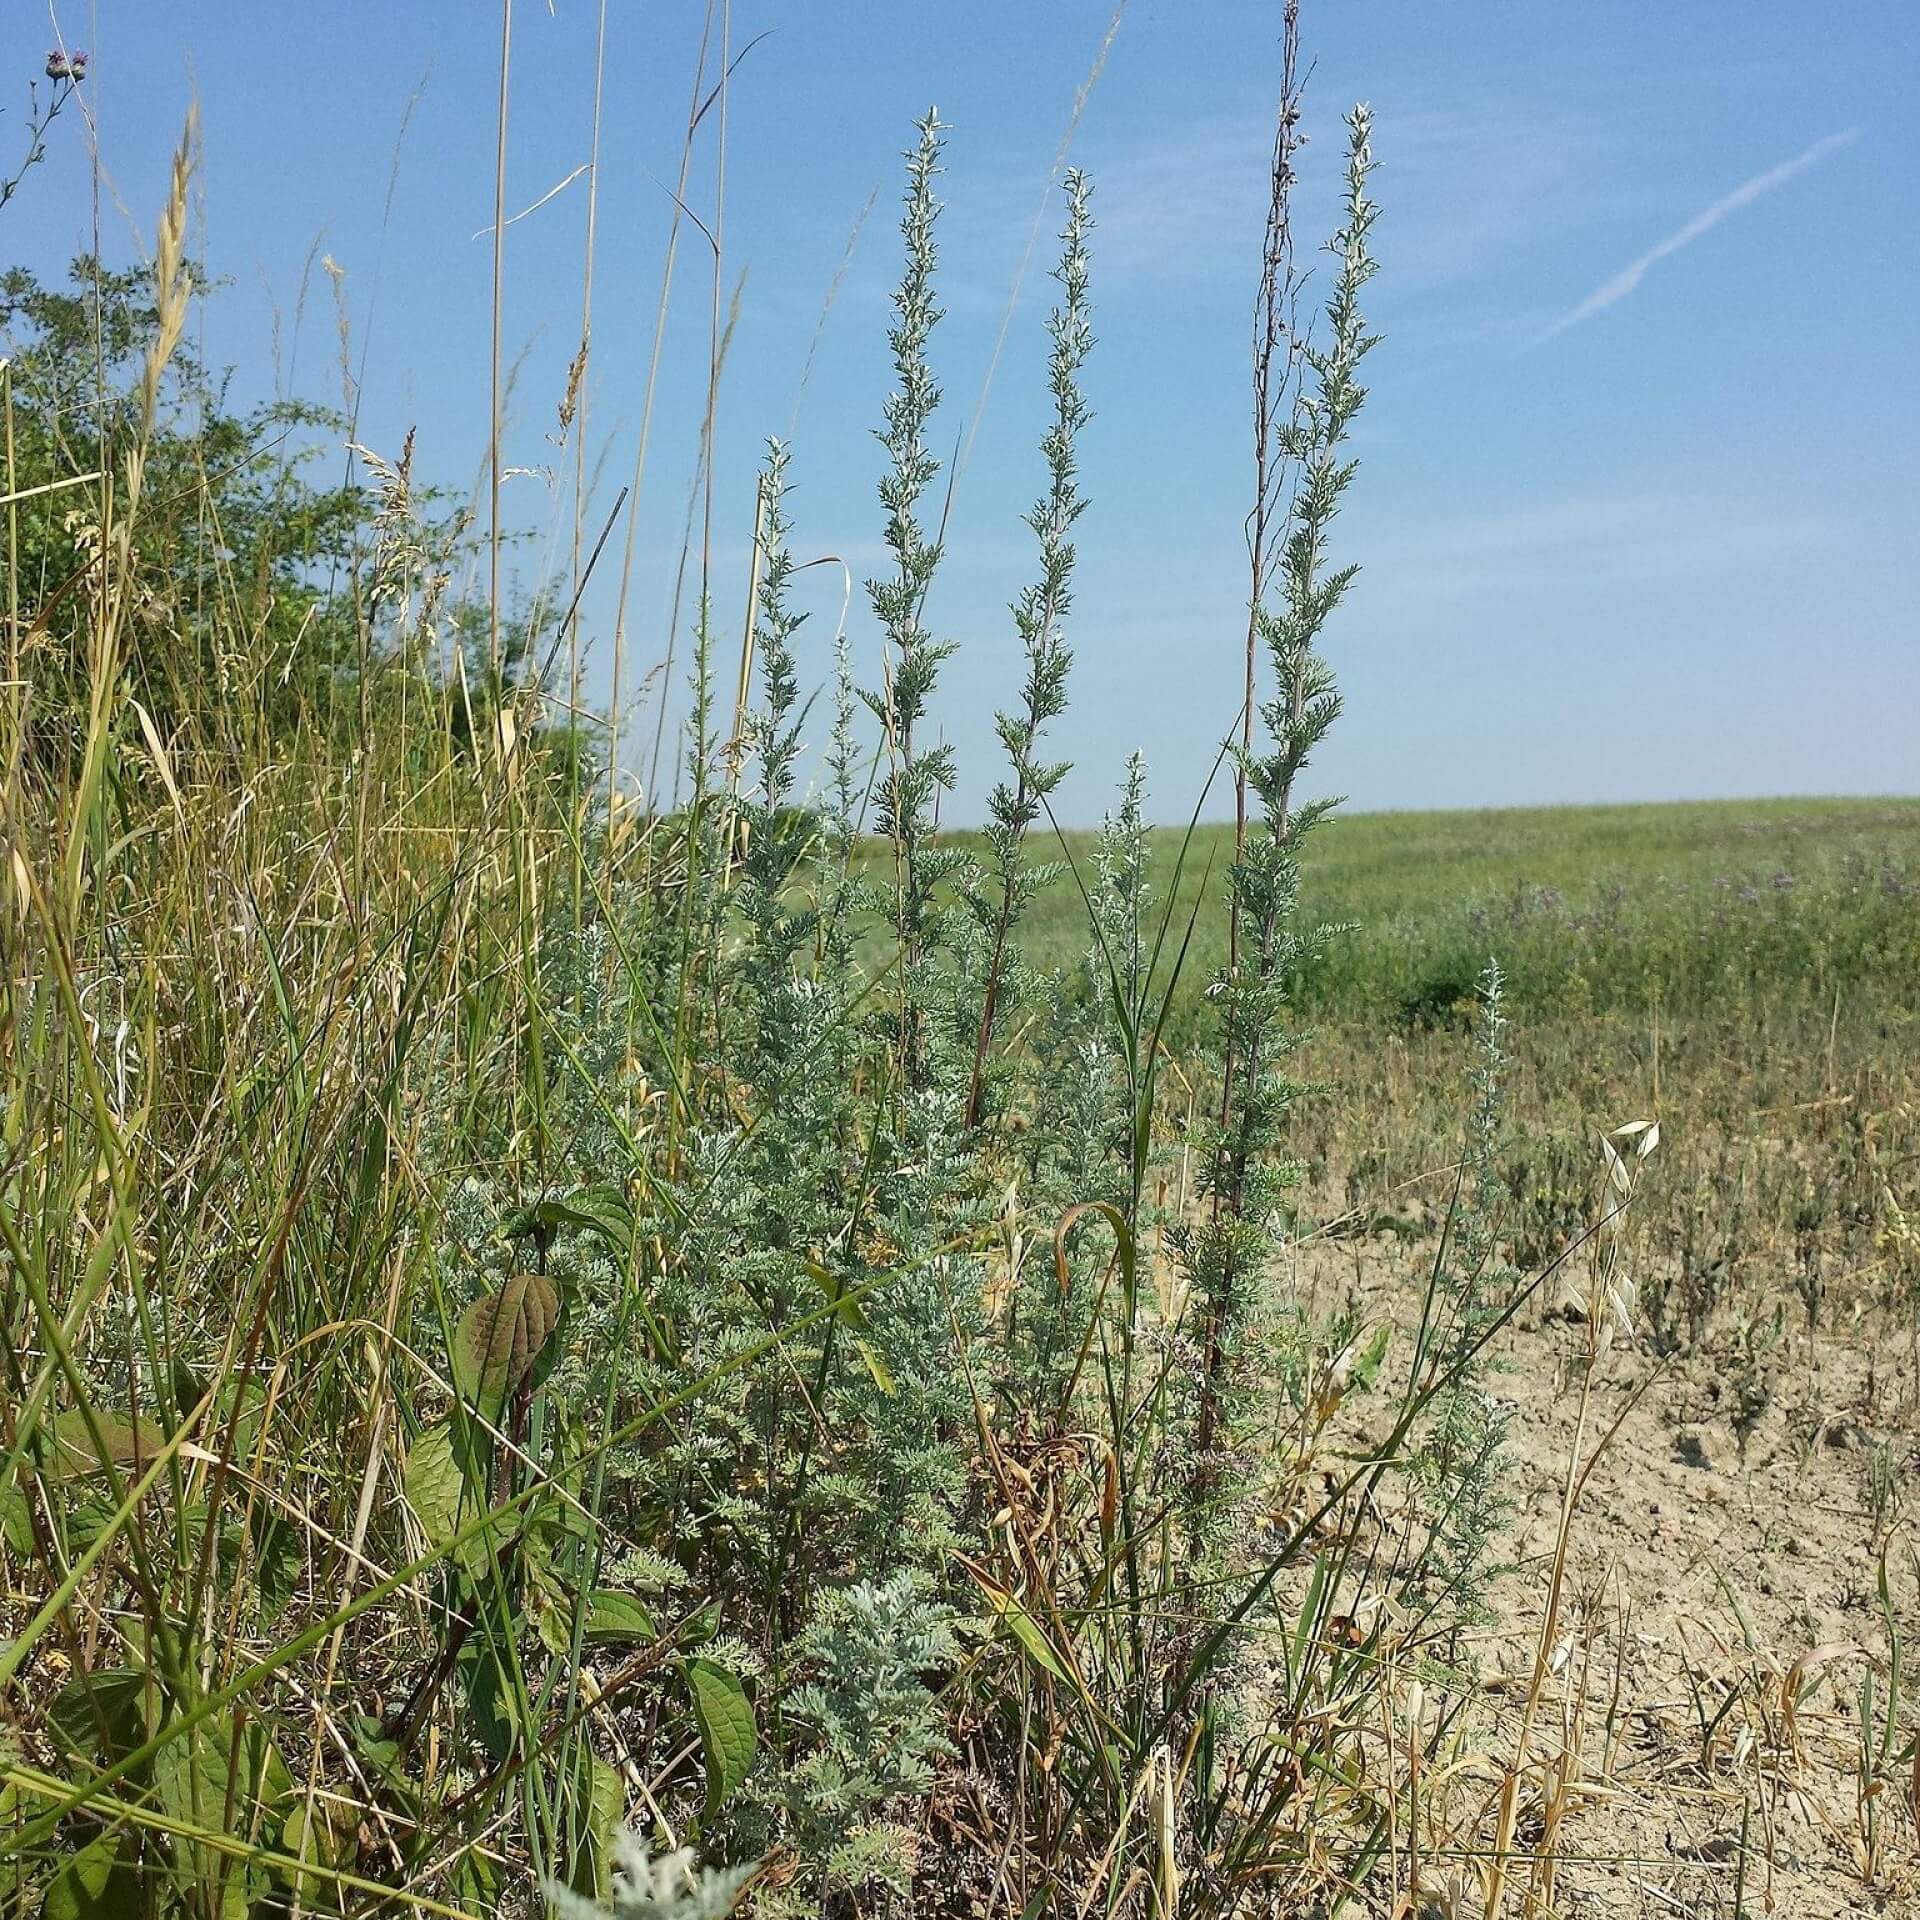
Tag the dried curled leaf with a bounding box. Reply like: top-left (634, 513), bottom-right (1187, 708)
top-left (451, 1272), bottom-right (560, 1421)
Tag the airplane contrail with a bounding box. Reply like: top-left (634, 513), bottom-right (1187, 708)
top-left (1538, 127), bottom-right (1861, 342)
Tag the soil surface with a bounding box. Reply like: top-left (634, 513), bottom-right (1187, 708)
top-left (1328, 1230), bottom-right (1920, 1919)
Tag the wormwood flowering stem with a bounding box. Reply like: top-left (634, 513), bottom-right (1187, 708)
top-left (964, 169), bottom-right (1094, 1132)
top-left (1220, 0), bottom-right (1305, 1143)
top-left (742, 441), bottom-right (804, 846)
top-left (864, 110), bottom-right (953, 1096)
top-left (1413, 962), bottom-right (1521, 1639)
top-left (1188, 100), bottom-right (1379, 1470)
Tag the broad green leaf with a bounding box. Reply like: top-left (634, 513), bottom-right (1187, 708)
top-left (404, 1419), bottom-right (474, 1551)
top-left (527, 1560), bottom-right (572, 1657)
top-left (457, 1627), bottom-right (522, 1765)
top-left (404, 1417), bottom-right (516, 1577)
top-left (250, 1504), bottom-right (300, 1624)
top-left (451, 1273), bottom-right (560, 1421)
top-left (277, 1798), bottom-right (356, 1895)
top-left (44, 1409), bottom-right (165, 1481)
top-left (523, 1553), bottom-right (621, 1658)
top-left (47, 1666), bottom-right (155, 1769)
top-left (507, 1185), bottom-right (633, 1260)
top-left (583, 1590), bottom-right (656, 1644)
top-left (169, 1355), bottom-right (206, 1422)
top-left (155, 1712), bottom-right (288, 1812)
top-left (213, 1376), bottom-right (271, 1463)
top-left (684, 1659), bottom-right (756, 1819)
top-left (154, 1716), bottom-right (289, 1907)
top-left (563, 1749), bottom-right (627, 1898)
top-left (588, 1755), bottom-right (626, 1896)
top-left (41, 1832), bottom-right (139, 1920)
top-left (0, 1483), bottom-right (34, 1555)
top-left (455, 1845), bottom-right (502, 1912)
top-left (62, 1498), bottom-right (118, 1554)
top-left (347, 1714), bottom-right (410, 1796)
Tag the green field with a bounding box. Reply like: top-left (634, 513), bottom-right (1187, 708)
top-left (932, 794), bottom-right (1920, 1037)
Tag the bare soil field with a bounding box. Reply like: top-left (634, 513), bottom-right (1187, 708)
top-left (1276, 1013), bottom-right (1920, 1918)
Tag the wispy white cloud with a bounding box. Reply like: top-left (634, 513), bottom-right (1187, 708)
top-left (982, 93), bottom-right (1650, 306)
top-left (1358, 491), bottom-right (1839, 610)
top-left (1372, 99), bottom-right (1640, 294)
top-left (1537, 128), bottom-right (1860, 342)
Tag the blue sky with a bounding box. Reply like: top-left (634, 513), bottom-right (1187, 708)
top-left (11, 1), bottom-right (1918, 821)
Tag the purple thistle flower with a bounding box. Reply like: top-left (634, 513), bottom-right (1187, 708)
top-left (46, 50), bottom-right (70, 79)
